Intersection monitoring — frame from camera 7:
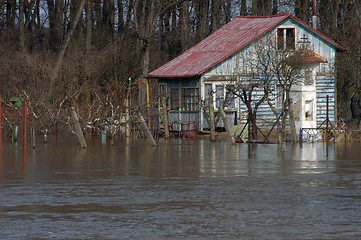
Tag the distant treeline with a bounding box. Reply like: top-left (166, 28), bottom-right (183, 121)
top-left (0, 0), bottom-right (360, 121)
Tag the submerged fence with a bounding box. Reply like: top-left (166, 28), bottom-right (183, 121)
top-left (300, 127), bottom-right (361, 142)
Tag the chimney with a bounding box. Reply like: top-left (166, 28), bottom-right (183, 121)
top-left (312, 0), bottom-right (317, 30)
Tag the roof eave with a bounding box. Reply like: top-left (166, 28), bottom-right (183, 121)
top-left (148, 73), bottom-right (200, 79)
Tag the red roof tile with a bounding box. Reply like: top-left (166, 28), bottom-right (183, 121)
top-left (148, 14), bottom-right (344, 78)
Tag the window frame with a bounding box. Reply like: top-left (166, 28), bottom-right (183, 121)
top-left (215, 85), bottom-right (224, 109)
top-left (204, 83), bottom-right (213, 107)
top-left (181, 88), bottom-right (199, 111)
top-left (169, 88), bottom-right (179, 110)
top-left (159, 83), bottom-right (167, 97)
top-left (275, 84), bottom-right (285, 109)
top-left (277, 28), bottom-right (295, 50)
top-left (225, 85), bottom-right (235, 109)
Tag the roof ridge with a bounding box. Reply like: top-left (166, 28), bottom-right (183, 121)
top-left (236, 14), bottom-right (292, 19)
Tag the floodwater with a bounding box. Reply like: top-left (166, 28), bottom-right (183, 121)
top-left (0, 136), bottom-right (361, 240)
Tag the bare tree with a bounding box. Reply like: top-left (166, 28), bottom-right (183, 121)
top-left (234, 34), bottom-right (305, 142)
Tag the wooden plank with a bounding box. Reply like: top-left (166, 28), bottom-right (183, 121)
top-left (70, 107), bottom-right (87, 148)
top-left (138, 111), bottom-right (157, 146)
top-left (219, 107), bottom-right (236, 144)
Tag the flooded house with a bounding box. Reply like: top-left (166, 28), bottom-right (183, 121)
top-left (148, 14), bottom-right (345, 138)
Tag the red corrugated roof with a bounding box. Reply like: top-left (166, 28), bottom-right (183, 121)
top-left (148, 14), bottom-right (344, 78)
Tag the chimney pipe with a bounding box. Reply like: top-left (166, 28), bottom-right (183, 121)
top-left (312, 0), bottom-right (317, 30)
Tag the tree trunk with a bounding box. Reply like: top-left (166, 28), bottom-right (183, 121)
top-left (240, 0), bottom-right (247, 15)
top-left (180, 0), bottom-right (190, 52)
top-left (19, 0), bottom-right (25, 50)
top-left (47, 0), bottom-right (64, 52)
top-left (211, 0), bottom-right (221, 32)
top-left (265, 0), bottom-right (272, 15)
top-left (251, 0), bottom-right (258, 15)
top-left (6, 0), bottom-right (15, 31)
top-left (272, 0), bottom-right (278, 15)
top-left (288, 99), bottom-right (297, 142)
top-left (48, 0), bottom-right (86, 95)
top-left (209, 95), bottom-right (216, 141)
top-left (195, 0), bottom-right (210, 43)
top-left (85, 0), bottom-right (92, 56)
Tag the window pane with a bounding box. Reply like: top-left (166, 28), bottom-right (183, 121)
top-left (275, 85), bottom-right (284, 108)
top-left (225, 85), bottom-right (235, 109)
top-left (170, 88), bottom-right (179, 110)
top-left (159, 84), bottom-right (166, 96)
top-left (216, 85), bottom-right (224, 108)
top-left (286, 28), bottom-right (295, 50)
top-left (181, 88), bottom-right (199, 111)
top-left (205, 84), bottom-right (212, 107)
top-left (277, 28), bottom-right (295, 50)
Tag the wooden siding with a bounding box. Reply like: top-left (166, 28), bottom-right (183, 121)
top-left (159, 77), bottom-right (201, 131)
top-left (316, 73), bottom-right (336, 126)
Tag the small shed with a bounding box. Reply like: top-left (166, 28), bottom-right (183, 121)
top-left (148, 14), bottom-right (345, 136)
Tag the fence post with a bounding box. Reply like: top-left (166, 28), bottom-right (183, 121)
top-left (162, 97), bottom-right (170, 139)
top-left (70, 107), bottom-right (87, 148)
top-left (125, 98), bottom-right (131, 138)
top-left (138, 110), bottom-right (156, 146)
top-left (23, 101), bottom-right (27, 151)
top-left (209, 95), bottom-right (216, 141)
top-left (0, 98), bottom-right (2, 151)
top-left (219, 107), bottom-right (236, 144)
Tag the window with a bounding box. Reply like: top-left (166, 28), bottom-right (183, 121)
top-left (181, 88), bottom-right (199, 111)
top-left (170, 88), bottom-right (179, 110)
top-left (277, 28), bottom-right (295, 50)
top-left (304, 69), bottom-right (314, 86)
top-left (216, 85), bottom-right (224, 108)
top-left (275, 84), bottom-right (284, 108)
top-left (305, 100), bottom-right (313, 121)
top-left (204, 84), bottom-right (213, 107)
top-left (225, 85), bottom-right (235, 109)
top-left (159, 84), bottom-right (166, 96)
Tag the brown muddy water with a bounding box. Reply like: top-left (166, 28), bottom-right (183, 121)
top-left (0, 136), bottom-right (361, 240)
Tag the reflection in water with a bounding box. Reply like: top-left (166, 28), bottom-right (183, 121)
top-left (0, 137), bottom-right (344, 180)
top-left (0, 136), bottom-right (361, 239)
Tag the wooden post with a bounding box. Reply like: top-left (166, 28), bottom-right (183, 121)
top-left (126, 76), bottom-right (132, 138)
top-left (247, 97), bottom-right (252, 143)
top-left (56, 121), bottom-right (58, 145)
top-left (0, 98), bottom-right (2, 151)
top-left (146, 78), bottom-right (151, 128)
top-left (326, 95), bottom-right (329, 131)
top-left (32, 128), bottom-right (36, 149)
top-left (138, 110), bottom-right (156, 146)
top-left (23, 101), bottom-right (27, 151)
top-left (209, 95), bottom-right (216, 141)
top-left (125, 98), bottom-right (131, 138)
top-left (162, 97), bottom-right (170, 139)
top-left (70, 107), bottom-right (87, 148)
top-left (43, 131), bottom-right (48, 143)
top-left (219, 107), bottom-right (236, 144)
top-left (289, 99), bottom-right (297, 142)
